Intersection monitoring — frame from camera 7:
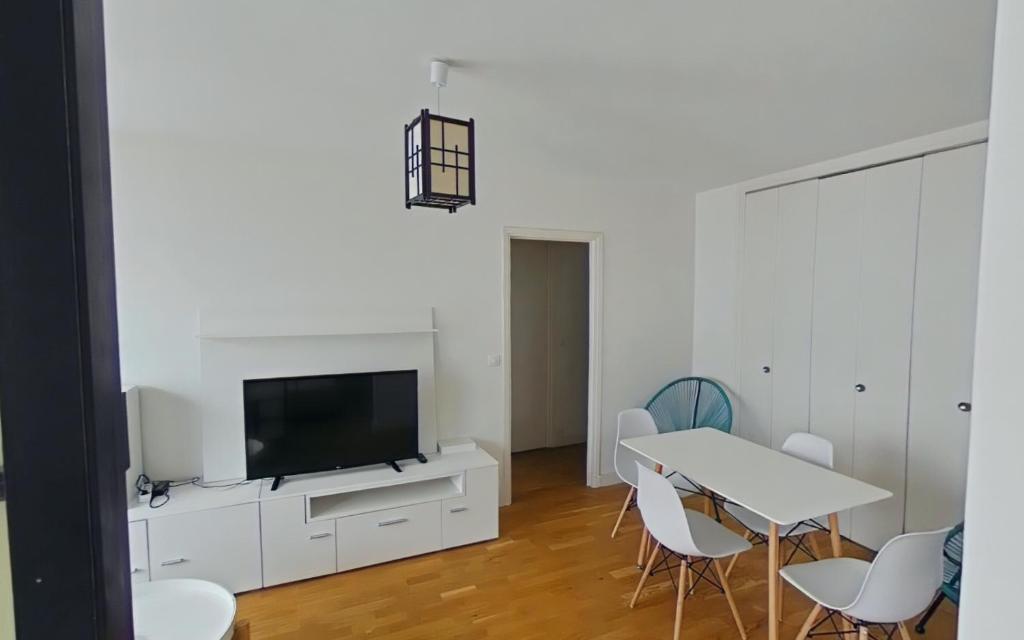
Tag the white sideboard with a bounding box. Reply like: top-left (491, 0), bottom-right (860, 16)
top-left (127, 447), bottom-right (499, 593)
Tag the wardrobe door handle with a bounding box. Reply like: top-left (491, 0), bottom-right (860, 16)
top-left (958, 402), bottom-right (972, 412)
top-left (762, 366), bottom-right (771, 374)
top-left (449, 506), bottom-right (469, 514)
top-left (309, 532), bottom-right (333, 540)
top-left (854, 384), bottom-right (866, 393)
top-left (160, 558), bottom-right (187, 567)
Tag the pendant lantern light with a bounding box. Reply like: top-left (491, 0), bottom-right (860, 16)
top-left (405, 60), bottom-right (476, 213)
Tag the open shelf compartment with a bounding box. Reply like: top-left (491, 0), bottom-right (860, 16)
top-left (306, 473), bottom-right (464, 522)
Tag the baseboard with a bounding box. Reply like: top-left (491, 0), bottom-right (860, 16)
top-left (596, 472), bottom-right (623, 488)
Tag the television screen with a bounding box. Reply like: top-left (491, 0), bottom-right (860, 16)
top-left (243, 370), bottom-right (419, 480)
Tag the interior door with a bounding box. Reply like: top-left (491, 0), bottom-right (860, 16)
top-left (546, 242), bottom-right (589, 448)
top-left (809, 170), bottom-right (866, 537)
top-left (850, 158), bottom-right (922, 549)
top-left (769, 180), bottom-right (818, 449)
top-left (737, 189), bottom-right (779, 447)
top-left (510, 240), bottom-right (550, 452)
top-left (905, 143), bottom-right (987, 531)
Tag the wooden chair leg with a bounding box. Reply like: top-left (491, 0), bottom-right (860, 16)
top-left (725, 530), bottom-right (752, 577)
top-left (795, 604), bottom-right (822, 640)
top-left (637, 527), bottom-right (649, 567)
top-left (673, 559), bottom-right (687, 640)
top-left (629, 543), bottom-right (661, 608)
top-left (858, 625), bottom-right (869, 640)
top-left (897, 622), bottom-right (912, 640)
top-left (713, 559), bottom-right (747, 640)
top-left (611, 486), bottom-right (635, 538)
top-left (704, 493), bottom-right (714, 516)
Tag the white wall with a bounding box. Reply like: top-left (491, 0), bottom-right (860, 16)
top-left (691, 186), bottom-right (741, 395)
top-left (104, 41), bottom-right (694, 494)
top-left (959, 2), bottom-right (1024, 636)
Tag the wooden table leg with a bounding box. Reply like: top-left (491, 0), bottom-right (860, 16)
top-left (768, 522), bottom-right (779, 640)
top-left (828, 512), bottom-right (843, 557)
top-left (774, 536), bottom-right (782, 622)
top-left (828, 513), bottom-right (852, 633)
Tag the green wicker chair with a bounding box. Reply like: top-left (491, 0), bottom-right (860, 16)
top-left (644, 376), bottom-right (732, 433)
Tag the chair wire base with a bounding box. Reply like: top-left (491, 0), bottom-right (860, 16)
top-left (806, 609), bottom-right (901, 640)
top-left (649, 547), bottom-right (724, 598)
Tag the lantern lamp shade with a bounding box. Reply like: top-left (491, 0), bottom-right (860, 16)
top-left (405, 109), bottom-right (475, 213)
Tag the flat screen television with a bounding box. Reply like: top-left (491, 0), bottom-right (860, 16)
top-left (243, 370), bottom-right (419, 483)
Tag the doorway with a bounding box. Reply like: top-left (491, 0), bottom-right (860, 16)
top-left (502, 228), bottom-right (604, 505)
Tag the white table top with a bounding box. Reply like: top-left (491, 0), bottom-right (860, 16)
top-left (621, 428), bottom-right (891, 525)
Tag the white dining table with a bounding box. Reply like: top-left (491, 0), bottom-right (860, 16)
top-left (621, 428), bottom-right (892, 640)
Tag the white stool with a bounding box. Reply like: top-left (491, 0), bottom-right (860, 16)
top-left (133, 579), bottom-right (237, 640)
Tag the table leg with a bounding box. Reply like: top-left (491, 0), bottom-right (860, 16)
top-left (827, 513), bottom-right (852, 634)
top-left (768, 522), bottom-right (779, 640)
top-left (828, 512), bottom-right (843, 557)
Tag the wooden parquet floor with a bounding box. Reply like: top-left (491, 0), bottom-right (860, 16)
top-left (237, 447), bottom-right (958, 639)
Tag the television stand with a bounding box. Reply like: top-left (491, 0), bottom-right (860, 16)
top-left (387, 461), bottom-right (403, 473)
top-left (416, 453), bottom-right (428, 464)
top-left (270, 476), bottom-right (284, 491)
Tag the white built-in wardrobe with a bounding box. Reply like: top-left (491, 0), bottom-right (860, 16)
top-left (736, 142), bottom-right (987, 549)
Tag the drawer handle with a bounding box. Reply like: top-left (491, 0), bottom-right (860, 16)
top-left (449, 506), bottom-right (469, 513)
top-left (131, 568), bottom-right (145, 574)
top-left (378, 517), bottom-right (409, 527)
top-left (309, 532), bottom-right (333, 540)
top-left (159, 558), bottom-right (187, 566)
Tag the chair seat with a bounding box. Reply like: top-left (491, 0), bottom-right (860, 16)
top-left (723, 502), bottom-right (822, 538)
top-left (780, 558), bottom-right (870, 611)
top-left (685, 508), bottom-right (753, 559)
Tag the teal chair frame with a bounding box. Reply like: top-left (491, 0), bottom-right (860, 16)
top-left (915, 522), bottom-right (963, 633)
top-left (644, 377), bottom-right (733, 433)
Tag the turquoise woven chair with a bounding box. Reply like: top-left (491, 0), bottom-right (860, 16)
top-left (915, 522), bottom-right (963, 633)
top-left (644, 377), bottom-right (732, 433)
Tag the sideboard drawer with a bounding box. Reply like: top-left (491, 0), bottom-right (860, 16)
top-left (336, 501), bottom-right (441, 571)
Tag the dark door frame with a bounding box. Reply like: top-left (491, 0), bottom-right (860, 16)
top-left (0, 0), bottom-right (133, 637)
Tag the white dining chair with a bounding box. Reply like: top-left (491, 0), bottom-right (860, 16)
top-left (610, 409), bottom-right (659, 538)
top-left (629, 463), bottom-right (752, 640)
top-left (782, 527), bottom-right (951, 639)
top-left (723, 432), bottom-right (835, 574)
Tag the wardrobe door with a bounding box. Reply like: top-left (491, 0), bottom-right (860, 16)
top-left (769, 180), bottom-right (818, 449)
top-left (809, 170), bottom-right (865, 537)
top-left (850, 158), bottom-right (922, 549)
top-left (905, 144), bottom-right (987, 531)
top-left (737, 188), bottom-right (778, 446)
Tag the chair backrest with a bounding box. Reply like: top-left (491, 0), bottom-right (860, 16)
top-left (645, 377), bottom-right (732, 433)
top-left (636, 463), bottom-right (700, 557)
top-left (781, 432), bottom-right (834, 469)
top-left (614, 409), bottom-right (659, 487)
top-left (846, 527), bottom-right (952, 623)
top-left (941, 523), bottom-right (964, 603)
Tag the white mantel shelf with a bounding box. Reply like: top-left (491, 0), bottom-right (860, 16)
top-left (195, 307), bottom-right (437, 339)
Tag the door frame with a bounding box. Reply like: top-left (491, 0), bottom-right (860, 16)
top-left (0, 0), bottom-right (133, 636)
top-left (501, 227), bottom-right (604, 505)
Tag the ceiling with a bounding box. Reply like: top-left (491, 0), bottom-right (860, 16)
top-left (103, 0), bottom-right (996, 192)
